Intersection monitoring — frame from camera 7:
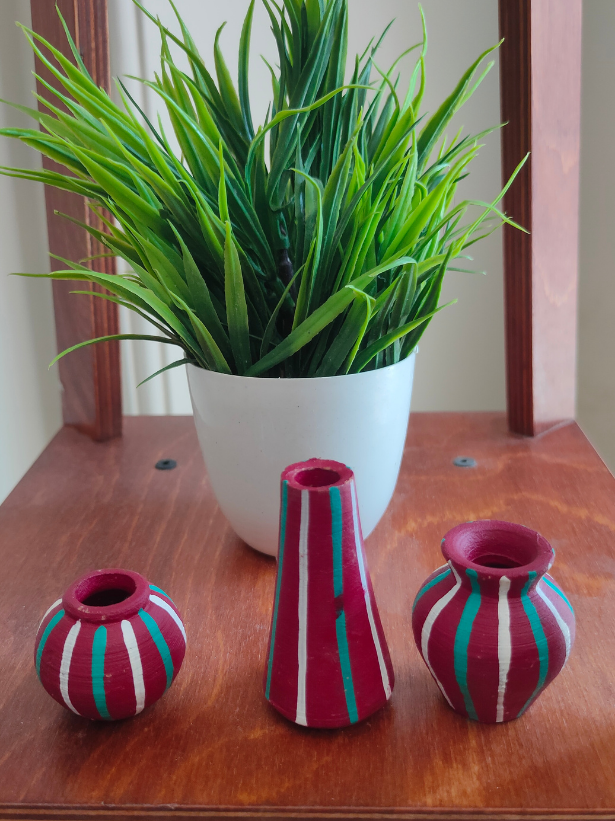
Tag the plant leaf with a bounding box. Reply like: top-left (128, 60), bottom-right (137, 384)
top-left (224, 222), bottom-right (252, 374)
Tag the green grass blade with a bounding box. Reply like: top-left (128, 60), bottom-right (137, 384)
top-left (352, 302), bottom-right (454, 372)
top-left (137, 358), bottom-right (191, 388)
top-left (49, 334), bottom-right (180, 369)
top-left (224, 222), bottom-right (252, 374)
top-left (238, 0), bottom-right (256, 139)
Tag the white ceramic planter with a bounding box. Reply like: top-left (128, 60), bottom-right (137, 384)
top-left (187, 353), bottom-right (416, 556)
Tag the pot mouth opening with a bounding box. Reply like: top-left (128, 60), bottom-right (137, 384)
top-left (76, 572), bottom-right (137, 607)
top-left (443, 520), bottom-right (552, 576)
top-left (282, 458), bottom-right (353, 491)
top-left (63, 569), bottom-right (149, 622)
top-left (295, 467), bottom-right (342, 488)
top-left (469, 551), bottom-right (526, 569)
top-left (463, 530), bottom-right (539, 569)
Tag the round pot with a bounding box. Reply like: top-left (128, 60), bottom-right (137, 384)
top-left (411, 520), bottom-right (575, 723)
top-left (34, 568), bottom-right (187, 720)
top-left (187, 353), bottom-right (416, 556)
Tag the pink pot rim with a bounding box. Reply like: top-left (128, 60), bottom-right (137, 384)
top-left (282, 458), bottom-right (353, 492)
top-left (62, 568), bottom-right (150, 623)
top-left (441, 519), bottom-right (554, 578)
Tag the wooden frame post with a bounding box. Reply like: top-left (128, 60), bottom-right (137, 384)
top-left (499, 0), bottom-right (582, 436)
top-left (30, 0), bottom-right (122, 441)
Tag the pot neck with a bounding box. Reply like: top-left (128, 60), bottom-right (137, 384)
top-left (442, 520), bottom-right (554, 597)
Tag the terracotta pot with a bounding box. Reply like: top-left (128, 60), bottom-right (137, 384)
top-left (264, 459), bottom-right (394, 728)
top-left (412, 520), bottom-right (575, 723)
top-left (34, 569), bottom-right (186, 720)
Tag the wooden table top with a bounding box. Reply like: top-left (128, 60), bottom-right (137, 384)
top-left (1, 413), bottom-right (614, 821)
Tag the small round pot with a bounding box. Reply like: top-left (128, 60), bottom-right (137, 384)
top-left (187, 353), bottom-right (416, 557)
top-left (412, 520), bottom-right (575, 723)
top-left (34, 569), bottom-right (187, 720)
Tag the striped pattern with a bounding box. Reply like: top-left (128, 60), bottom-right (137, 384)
top-left (453, 569), bottom-right (481, 721)
top-left (59, 621), bottom-right (81, 715)
top-left (350, 484), bottom-right (391, 701)
top-left (496, 576), bottom-right (512, 723)
top-left (121, 620), bottom-right (145, 714)
top-left (34, 585), bottom-right (186, 721)
top-left (264, 461), bottom-right (394, 728)
top-left (412, 565), bottom-right (450, 613)
top-left (537, 581), bottom-right (572, 662)
top-left (518, 572), bottom-right (550, 717)
top-left (420, 566), bottom-right (461, 709)
top-left (92, 626), bottom-right (111, 720)
top-left (332, 486), bottom-right (358, 724)
top-left (265, 480), bottom-right (288, 700)
top-left (296, 489), bottom-right (310, 726)
top-left (36, 608), bottom-right (64, 679)
top-left (412, 565), bottom-right (575, 723)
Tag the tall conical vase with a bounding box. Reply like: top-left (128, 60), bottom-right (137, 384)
top-left (263, 459), bottom-right (394, 728)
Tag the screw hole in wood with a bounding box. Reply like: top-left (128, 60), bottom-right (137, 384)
top-left (156, 459), bottom-right (177, 471)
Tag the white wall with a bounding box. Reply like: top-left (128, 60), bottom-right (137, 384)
top-left (0, 0), bottom-right (62, 504)
top-left (577, 0), bottom-right (615, 474)
top-left (108, 0), bottom-right (506, 414)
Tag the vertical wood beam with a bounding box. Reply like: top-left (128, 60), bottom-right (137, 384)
top-left (499, 0), bottom-right (582, 436)
top-left (30, 0), bottom-right (122, 441)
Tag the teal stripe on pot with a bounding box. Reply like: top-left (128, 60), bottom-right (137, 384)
top-left (330, 487), bottom-right (344, 599)
top-left (266, 480), bottom-right (288, 700)
top-left (518, 571), bottom-right (549, 717)
top-left (330, 486), bottom-right (358, 724)
top-left (91, 626), bottom-right (111, 720)
top-left (335, 611), bottom-right (359, 724)
top-left (412, 568), bottom-right (452, 613)
top-left (36, 610), bottom-right (65, 679)
top-left (543, 576), bottom-right (574, 614)
top-left (139, 609), bottom-right (174, 691)
top-left (453, 569), bottom-right (481, 721)
top-left (149, 584), bottom-right (175, 605)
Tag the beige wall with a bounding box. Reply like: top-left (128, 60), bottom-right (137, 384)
top-left (577, 0), bottom-right (615, 475)
top-left (0, 0), bottom-right (62, 504)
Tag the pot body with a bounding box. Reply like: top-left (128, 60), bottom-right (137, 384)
top-left (264, 459), bottom-right (394, 728)
top-left (34, 569), bottom-right (187, 720)
top-left (412, 520), bottom-right (575, 723)
top-left (187, 354), bottom-right (415, 556)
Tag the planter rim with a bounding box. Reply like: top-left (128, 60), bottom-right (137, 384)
top-left (441, 519), bottom-right (554, 579)
top-left (62, 568), bottom-right (150, 623)
top-left (186, 351), bottom-right (415, 385)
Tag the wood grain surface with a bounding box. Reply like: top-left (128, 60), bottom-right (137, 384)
top-left (0, 414), bottom-right (614, 819)
top-left (29, 0), bottom-right (121, 441)
top-left (498, 0), bottom-right (582, 436)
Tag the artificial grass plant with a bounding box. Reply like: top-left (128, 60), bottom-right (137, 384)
top-left (1, 0), bottom-right (526, 381)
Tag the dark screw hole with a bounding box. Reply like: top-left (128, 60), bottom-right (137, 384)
top-left (156, 459), bottom-right (177, 471)
top-left (453, 456), bottom-right (477, 468)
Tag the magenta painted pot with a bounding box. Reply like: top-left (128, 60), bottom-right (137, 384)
top-left (34, 569), bottom-right (187, 720)
top-left (412, 520), bottom-right (575, 723)
top-left (264, 459), bottom-right (394, 728)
